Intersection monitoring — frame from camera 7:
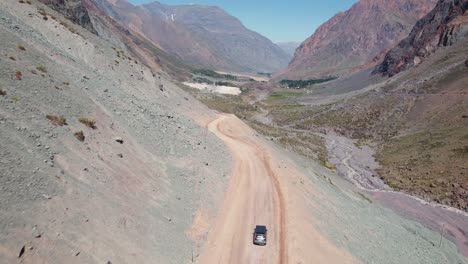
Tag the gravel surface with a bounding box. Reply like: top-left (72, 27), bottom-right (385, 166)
top-left (0, 1), bottom-right (230, 263)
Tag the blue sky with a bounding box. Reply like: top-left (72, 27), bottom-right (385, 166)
top-left (127, 0), bottom-right (358, 42)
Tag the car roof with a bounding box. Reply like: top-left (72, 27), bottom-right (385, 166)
top-left (255, 225), bottom-right (267, 233)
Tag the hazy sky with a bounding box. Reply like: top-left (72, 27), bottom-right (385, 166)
top-left (127, 0), bottom-right (358, 42)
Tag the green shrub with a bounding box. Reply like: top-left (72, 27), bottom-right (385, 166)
top-left (36, 65), bottom-right (47, 73)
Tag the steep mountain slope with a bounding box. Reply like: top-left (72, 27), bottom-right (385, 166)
top-left (38, 0), bottom-right (193, 80)
top-left (276, 0), bottom-right (438, 80)
top-left (93, 0), bottom-right (290, 74)
top-left (375, 0), bottom-right (468, 76)
top-left (276, 41), bottom-right (301, 58)
top-left (0, 0), bottom-right (230, 262)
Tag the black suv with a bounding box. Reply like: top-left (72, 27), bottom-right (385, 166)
top-left (253, 225), bottom-right (267, 246)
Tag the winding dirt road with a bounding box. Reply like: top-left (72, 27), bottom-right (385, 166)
top-left (197, 114), bottom-right (355, 264)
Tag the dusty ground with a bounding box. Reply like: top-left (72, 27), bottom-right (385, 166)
top-left (0, 1), bottom-right (230, 263)
top-left (195, 114), bottom-right (467, 263)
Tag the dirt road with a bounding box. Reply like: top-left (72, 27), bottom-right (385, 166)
top-left (198, 114), bottom-right (286, 263)
top-left (197, 114), bottom-right (355, 264)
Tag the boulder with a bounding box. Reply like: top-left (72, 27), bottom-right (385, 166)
top-left (114, 137), bottom-right (124, 144)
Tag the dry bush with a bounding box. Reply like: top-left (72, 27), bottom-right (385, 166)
top-left (17, 45), bottom-right (26, 51)
top-left (15, 71), bottom-right (22, 80)
top-left (0, 89), bottom-right (6, 96)
top-left (46, 114), bottom-right (67, 126)
top-left (74, 131), bottom-right (85, 142)
top-left (38, 8), bottom-right (46, 16)
top-left (79, 118), bottom-right (96, 129)
top-left (9, 56), bottom-right (16, 61)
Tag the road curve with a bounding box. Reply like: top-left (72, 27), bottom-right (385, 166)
top-left (198, 114), bottom-right (287, 264)
top-left (196, 114), bottom-right (357, 264)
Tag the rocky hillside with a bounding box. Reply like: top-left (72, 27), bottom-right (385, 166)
top-left (374, 0), bottom-right (468, 76)
top-left (38, 0), bottom-right (97, 34)
top-left (276, 0), bottom-right (438, 80)
top-left (93, 0), bottom-right (290, 74)
top-left (38, 0), bottom-right (193, 80)
top-left (0, 0), bottom-right (230, 262)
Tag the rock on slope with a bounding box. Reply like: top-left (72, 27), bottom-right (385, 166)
top-left (276, 0), bottom-right (438, 80)
top-left (39, 0), bottom-right (97, 34)
top-left (0, 0), bottom-right (230, 262)
top-left (92, 0), bottom-right (290, 74)
top-left (374, 0), bottom-right (468, 76)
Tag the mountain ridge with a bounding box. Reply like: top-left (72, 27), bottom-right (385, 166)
top-left (276, 0), bottom-right (438, 80)
top-left (94, 0), bottom-right (290, 74)
top-left (374, 0), bottom-right (468, 76)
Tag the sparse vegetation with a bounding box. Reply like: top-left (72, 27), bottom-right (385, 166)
top-left (279, 77), bottom-right (337, 88)
top-left (36, 65), bottom-right (47, 73)
top-left (12, 96), bottom-right (20, 102)
top-left (17, 45), bottom-right (26, 51)
top-left (321, 159), bottom-right (337, 172)
top-left (193, 77), bottom-right (213, 84)
top-left (355, 191), bottom-right (373, 203)
top-left (15, 71), bottom-right (22, 80)
top-left (59, 21), bottom-right (78, 35)
top-left (79, 118), bottom-right (96, 129)
top-left (266, 91), bottom-right (306, 102)
top-left (46, 114), bottom-right (67, 126)
top-left (74, 131), bottom-right (85, 142)
top-left (186, 90), bottom-right (330, 165)
top-left (214, 81), bottom-right (238, 87)
top-left (193, 69), bottom-right (238, 81)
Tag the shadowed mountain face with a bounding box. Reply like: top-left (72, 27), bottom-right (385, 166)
top-left (276, 41), bottom-right (302, 58)
top-left (375, 0), bottom-right (468, 76)
top-left (276, 0), bottom-right (438, 80)
top-left (93, 0), bottom-right (290, 74)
